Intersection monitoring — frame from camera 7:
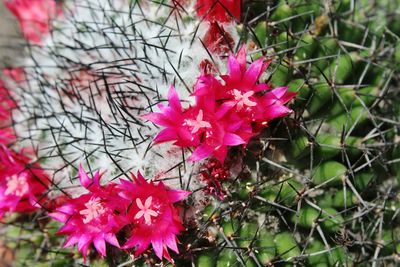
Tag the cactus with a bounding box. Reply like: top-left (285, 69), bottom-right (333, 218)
top-left (0, 0), bottom-right (399, 266)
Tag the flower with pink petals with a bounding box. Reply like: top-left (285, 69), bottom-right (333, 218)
top-left (118, 172), bottom-right (190, 262)
top-left (4, 0), bottom-right (60, 44)
top-left (145, 45), bottom-right (296, 163)
top-left (49, 165), bottom-right (128, 261)
top-left (195, 0), bottom-right (241, 23)
top-left (0, 145), bottom-right (49, 219)
top-left (145, 86), bottom-right (252, 162)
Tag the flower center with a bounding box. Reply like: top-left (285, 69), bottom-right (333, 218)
top-left (134, 196), bottom-right (159, 225)
top-left (231, 89), bottom-right (257, 110)
top-left (4, 174), bottom-right (29, 197)
top-left (184, 110), bottom-right (211, 134)
top-left (80, 197), bottom-right (107, 223)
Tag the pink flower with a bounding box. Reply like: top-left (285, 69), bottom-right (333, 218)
top-left (0, 145), bottom-right (49, 219)
top-left (145, 45), bottom-right (296, 163)
top-left (144, 86), bottom-right (251, 162)
top-left (195, 0), bottom-right (241, 23)
top-left (118, 172), bottom-right (190, 262)
top-left (49, 165), bottom-right (128, 261)
top-left (4, 0), bottom-right (60, 44)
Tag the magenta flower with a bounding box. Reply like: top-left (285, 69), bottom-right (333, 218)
top-left (0, 145), bottom-right (49, 219)
top-left (118, 172), bottom-right (190, 262)
top-left (144, 86), bottom-right (251, 162)
top-left (4, 0), bottom-right (60, 44)
top-left (49, 165), bottom-right (128, 261)
top-left (145, 45), bottom-right (295, 163)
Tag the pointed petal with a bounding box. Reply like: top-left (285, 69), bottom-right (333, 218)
top-left (271, 86), bottom-right (289, 99)
top-left (142, 112), bottom-right (170, 127)
top-left (77, 235), bottom-right (92, 252)
top-left (228, 55), bottom-right (241, 80)
top-left (243, 58), bottom-right (265, 86)
top-left (188, 145), bottom-right (213, 162)
top-left (236, 45), bottom-right (247, 70)
top-left (167, 189), bottom-right (191, 203)
top-left (94, 237), bottom-right (106, 257)
top-left (165, 234), bottom-right (179, 253)
top-left (105, 233), bottom-right (120, 248)
top-left (78, 164), bottom-right (91, 189)
top-left (153, 128), bottom-right (177, 143)
top-left (48, 211), bottom-right (69, 222)
top-left (168, 85), bottom-right (182, 112)
top-left (64, 235), bottom-right (79, 248)
top-left (223, 133), bottom-right (246, 146)
top-left (151, 239), bottom-right (164, 260)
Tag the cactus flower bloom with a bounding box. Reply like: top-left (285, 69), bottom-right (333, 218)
top-left (0, 145), bottom-right (49, 219)
top-left (145, 46), bottom-right (295, 163)
top-left (118, 172), bottom-right (190, 262)
top-left (49, 165), bottom-right (128, 261)
top-left (4, 0), bottom-right (60, 43)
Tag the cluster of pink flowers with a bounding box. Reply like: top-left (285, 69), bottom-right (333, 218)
top-left (145, 46), bottom-right (296, 163)
top-left (50, 166), bottom-right (190, 262)
top-left (4, 0), bottom-right (60, 43)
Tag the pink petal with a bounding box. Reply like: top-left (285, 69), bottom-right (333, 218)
top-left (167, 189), bottom-right (191, 203)
top-left (223, 133), bottom-right (246, 146)
top-left (243, 58), bottom-right (265, 86)
top-left (188, 145), bottom-right (213, 162)
top-left (142, 112), bottom-right (170, 127)
top-left (94, 237), bottom-right (106, 256)
top-left (236, 45), bottom-right (247, 70)
top-left (78, 164), bottom-right (92, 189)
top-left (105, 233), bottom-right (120, 248)
top-left (48, 211), bottom-right (69, 222)
top-left (271, 86), bottom-right (289, 99)
top-left (64, 235), bottom-right (79, 248)
top-left (228, 55), bottom-right (241, 81)
top-left (151, 239), bottom-right (164, 260)
top-left (77, 235), bottom-right (92, 252)
top-left (165, 234), bottom-right (179, 253)
top-left (153, 128), bottom-right (177, 143)
top-left (168, 85), bottom-right (182, 112)
top-left (263, 105), bottom-right (292, 120)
